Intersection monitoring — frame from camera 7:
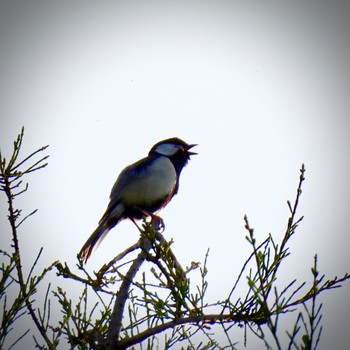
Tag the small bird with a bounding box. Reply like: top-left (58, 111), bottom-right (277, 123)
top-left (78, 137), bottom-right (197, 263)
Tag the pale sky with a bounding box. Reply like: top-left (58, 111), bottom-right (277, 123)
top-left (0, 1), bottom-right (349, 349)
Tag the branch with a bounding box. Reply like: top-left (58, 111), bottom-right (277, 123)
top-left (104, 236), bottom-right (152, 350)
top-left (0, 128), bottom-right (53, 348)
top-left (284, 272), bottom-right (350, 310)
top-left (118, 311), bottom-right (266, 349)
top-left (96, 241), bottom-right (141, 279)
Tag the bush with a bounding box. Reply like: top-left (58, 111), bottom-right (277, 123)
top-left (1, 128), bottom-right (349, 349)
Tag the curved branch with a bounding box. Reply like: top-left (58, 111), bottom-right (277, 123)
top-left (105, 237), bottom-right (152, 350)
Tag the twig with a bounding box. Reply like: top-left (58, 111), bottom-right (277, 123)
top-left (96, 241), bottom-right (141, 278)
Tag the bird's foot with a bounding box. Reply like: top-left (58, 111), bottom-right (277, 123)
top-left (136, 208), bottom-right (165, 232)
top-left (150, 215), bottom-right (165, 232)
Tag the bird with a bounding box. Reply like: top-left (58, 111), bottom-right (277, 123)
top-left (78, 137), bottom-right (197, 263)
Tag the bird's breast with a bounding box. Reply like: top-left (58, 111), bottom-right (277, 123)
top-left (122, 156), bottom-right (177, 208)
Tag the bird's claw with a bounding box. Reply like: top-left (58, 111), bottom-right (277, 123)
top-left (150, 215), bottom-right (165, 232)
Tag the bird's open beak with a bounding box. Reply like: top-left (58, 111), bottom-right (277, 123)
top-left (187, 144), bottom-right (198, 155)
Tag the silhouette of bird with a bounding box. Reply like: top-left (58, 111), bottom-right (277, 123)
top-left (78, 137), bottom-right (197, 263)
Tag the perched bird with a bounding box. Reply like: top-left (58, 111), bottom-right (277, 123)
top-left (78, 137), bottom-right (197, 263)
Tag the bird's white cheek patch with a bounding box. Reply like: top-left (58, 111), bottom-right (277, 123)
top-left (154, 143), bottom-right (179, 156)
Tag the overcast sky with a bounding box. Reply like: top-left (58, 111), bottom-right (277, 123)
top-left (1, 1), bottom-right (349, 349)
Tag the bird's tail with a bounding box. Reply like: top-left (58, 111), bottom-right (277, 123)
top-left (78, 223), bottom-right (110, 264)
top-left (78, 202), bottom-right (125, 263)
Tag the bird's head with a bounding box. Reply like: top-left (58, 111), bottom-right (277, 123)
top-left (149, 137), bottom-right (197, 174)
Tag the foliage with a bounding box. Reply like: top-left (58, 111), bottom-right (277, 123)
top-left (1, 128), bottom-right (349, 349)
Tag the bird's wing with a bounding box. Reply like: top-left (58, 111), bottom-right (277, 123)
top-left (107, 155), bottom-right (177, 212)
top-left (97, 156), bottom-right (154, 224)
top-left (109, 156), bottom-right (152, 200)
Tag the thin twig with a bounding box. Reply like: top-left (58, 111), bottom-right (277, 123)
top-left (96, 241), bottom-right (142, 278)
